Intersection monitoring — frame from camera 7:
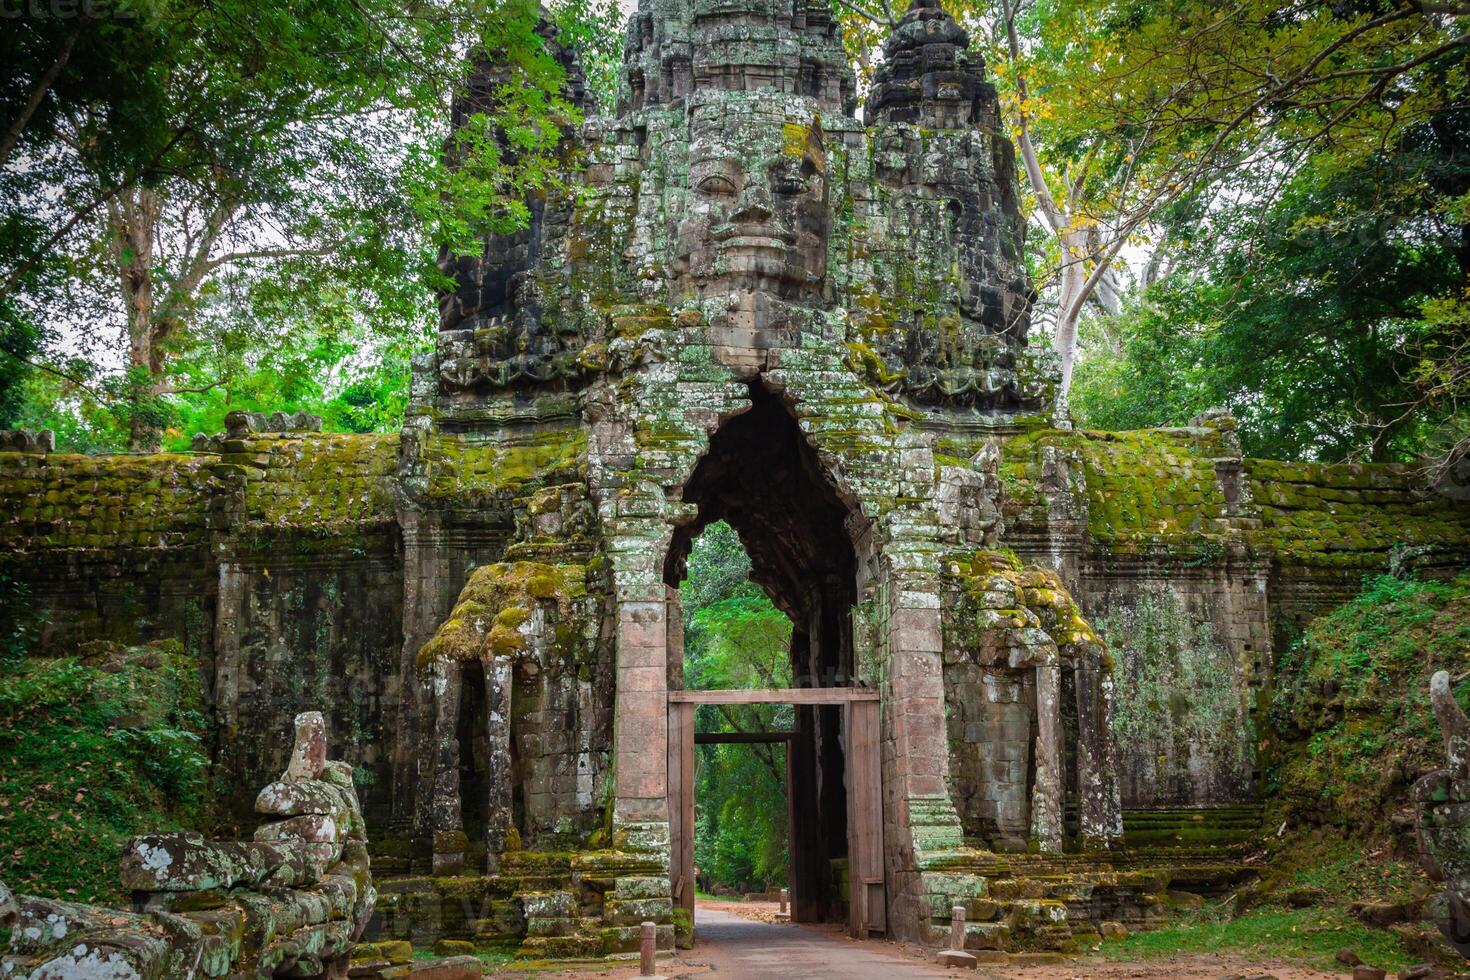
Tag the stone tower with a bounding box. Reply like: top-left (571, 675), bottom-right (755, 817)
top-left (399, 0), bottom-right (1112, 950)
top-left (5, 0), bottom-right (1467, 963)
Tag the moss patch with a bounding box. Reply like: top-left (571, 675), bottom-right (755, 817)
top-left (1246, 459), bottom-right (1470, 569)
top-left (424, 428), bottom-right (588, 505)
top-left (238, 432), bottom-right (397, 528)
top-left (1000, 426), bottom-right (1237, 551)
top-left (418, 561), bottom-right (591, 669)
top-left (942, 548), bottom-right (1105, 662)
top-left (0, 452), bottom-right (217, 553)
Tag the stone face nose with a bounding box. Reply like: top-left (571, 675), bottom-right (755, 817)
top-left (730, 181), bottom-right (774, 225)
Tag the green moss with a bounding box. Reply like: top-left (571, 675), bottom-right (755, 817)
top-left (943, 548), bottom-right (1105, 659)
top-left (241, 432), bottom-right (397, 528)
top-left (1000, 427), bottom-right (1234, 551)
top-left (425, 428), bottom-right (588, 504)
top-left (1244, 458), bottom-right (1470, 568)
top-left (418, 561), bottom-right (591, 670)
top-left (0, 452), bottom-right (217, 553)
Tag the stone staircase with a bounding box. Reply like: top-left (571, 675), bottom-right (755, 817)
top-left (925, 806), bottom-right (1264, 952)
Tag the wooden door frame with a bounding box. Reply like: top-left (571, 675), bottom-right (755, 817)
top-left (666, 688), bottom-right (885, 939)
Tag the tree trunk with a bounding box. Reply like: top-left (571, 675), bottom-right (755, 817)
top-left (1055, 225), bottom-right (1088, 405)
top-left (109, 187), bottom-right (165, 452)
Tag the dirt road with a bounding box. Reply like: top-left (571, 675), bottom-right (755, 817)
top-left (508, 902), bottom-right (1350, 979)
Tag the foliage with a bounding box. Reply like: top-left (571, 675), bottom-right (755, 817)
top-left (2, 0), bottom-right (584, 450)
top-left (0, 570), bottom-right (45, 667)
top-left (1266, 572), bottom-right (1470, 840)
top-left (0, 639), bottom-right (211, 904)
top-left (1072, 133), bottom-right (1470, 462)
top-left (10, 317), bottom-right (428, 452)
top-left (552, 0), bottom-right (626, 111)
top-left (1100, 906), bottom-right (1415, 972)
top-left (681, 522), bottom-right (793, 892)
top-left (996, 0), bottom-right (1468, 398)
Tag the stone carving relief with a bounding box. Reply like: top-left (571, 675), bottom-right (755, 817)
top-left (426, 0), bottom-right (1057, 413)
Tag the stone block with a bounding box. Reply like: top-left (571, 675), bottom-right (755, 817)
top-left (936, 949), bottom-right (977, 968)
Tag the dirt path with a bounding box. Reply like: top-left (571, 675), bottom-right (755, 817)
top-left (505, 902), bottom-right (1347, 979)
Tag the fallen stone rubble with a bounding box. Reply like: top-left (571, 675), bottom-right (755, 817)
top-left (0, 712), bottom-right (376, 979)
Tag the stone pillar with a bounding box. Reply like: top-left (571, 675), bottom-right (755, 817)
top-left (1031, 659), bottom-right (1064, 854)
top-left (429, 657), bottom-right (466, 875)
top-left (211, 560), bottom-right (246, 789)
top-left (1073, 662), bottom-right (1107, 847)
top-left (613, 597), bottom-right (669, 831)
top-left (883, 566), bottom-right (970, 942)
top-left (484, 657), bottom-right (514, 872)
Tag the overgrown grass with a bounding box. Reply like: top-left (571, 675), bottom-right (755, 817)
top-left (0, 640), bottom-right (211, 904)
top-left (1275, 839), bottom-right (1428, 906)
top-left (1266, 572), bottom-right (1470, 841)
top-left (694, 889), bottom-right (746, 902)
top-left (1103, 906), bottom-right (1416, 971)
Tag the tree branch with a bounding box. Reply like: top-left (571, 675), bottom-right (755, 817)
top-left (0, 18), bottom-right (88, 169)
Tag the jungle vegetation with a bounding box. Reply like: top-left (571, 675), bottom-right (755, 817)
top-left (2, 0), bottom-right (1466, 464)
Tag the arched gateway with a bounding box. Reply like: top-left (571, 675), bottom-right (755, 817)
top-left (406, 0), bottom-right (1123, 956)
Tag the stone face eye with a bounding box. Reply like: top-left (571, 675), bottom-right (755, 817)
top-left (697, 174), bottom-right (737, 196)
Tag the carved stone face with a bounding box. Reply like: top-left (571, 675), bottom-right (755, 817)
top-left (674, 100), bottom-right (831, 300)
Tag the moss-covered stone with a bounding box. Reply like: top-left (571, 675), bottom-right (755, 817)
top-left (417, 562), bottom-right (590, 670)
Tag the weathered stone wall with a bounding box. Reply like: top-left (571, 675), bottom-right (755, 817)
top-left (0, 428), bottom-right (410, 839)
top-left (211, 432), bottom-right (404, 827)
top-left (0, 449), bottom-right (221, 655)
top-left (987, 418), bottom-right (1470, 810)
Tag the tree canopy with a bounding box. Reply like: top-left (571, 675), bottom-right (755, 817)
top-left (1, 0), bottom-right (607, 450)
top-left (6, 0), bottom-right (1465, 465)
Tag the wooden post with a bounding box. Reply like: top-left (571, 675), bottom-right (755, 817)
top-left (844, 698), bottom-right (885, 937)
top-left (667, 701), bottom-right (695, 914)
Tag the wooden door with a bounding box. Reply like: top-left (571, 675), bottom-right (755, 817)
top-left (845, 698), bottom-right (885, 937)
top-left (667, 701), bottom-right (695, 913)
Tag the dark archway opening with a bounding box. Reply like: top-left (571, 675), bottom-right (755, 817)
top-left (664, 381), bottom-right (862, 923)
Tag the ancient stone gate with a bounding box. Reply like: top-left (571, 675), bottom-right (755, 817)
top-left (404, 0), bottom-right (1129, 948)
top-left (3, 0), bottom-right (1469, 963)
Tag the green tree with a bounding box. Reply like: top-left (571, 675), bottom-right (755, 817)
top-left (680, 522), bottom-right (793, 892)
top-left (2, 0), bottom-right (592, 450)
top-left (1072, 117), bottom-right (1470, 462)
